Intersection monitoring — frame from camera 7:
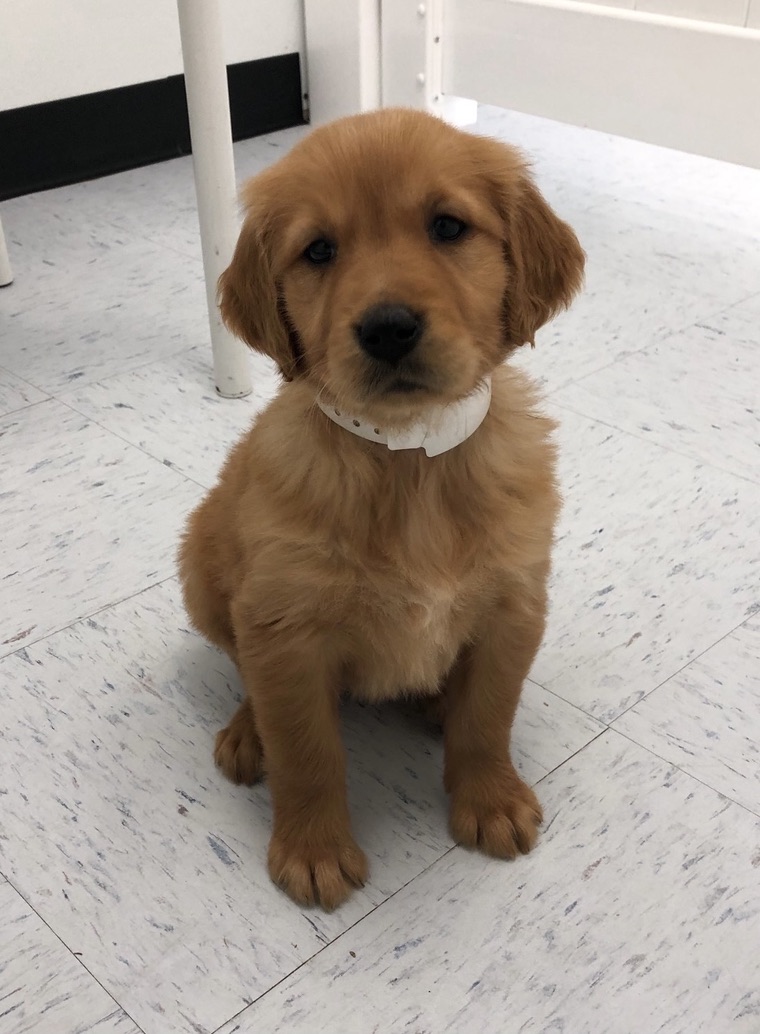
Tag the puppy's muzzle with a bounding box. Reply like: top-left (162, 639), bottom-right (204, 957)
top-left (354, 304), bottom-right (424, 365)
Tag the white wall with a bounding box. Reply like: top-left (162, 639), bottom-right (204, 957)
top-left (0, 0), bottom-right (305, 111)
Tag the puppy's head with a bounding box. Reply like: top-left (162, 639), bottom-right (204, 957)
top-left (219, 109), bottom-right (584, 421)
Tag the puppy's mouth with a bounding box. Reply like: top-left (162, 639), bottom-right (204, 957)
top-left (362, 358), bottom-right (437, 400)
top-left (387, 378), bottom-right (426, 394)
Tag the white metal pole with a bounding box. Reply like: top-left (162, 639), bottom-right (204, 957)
top-left (176, 0), bottom-right (251, 398)
top-left (0, 216), bottom-right (13, 287)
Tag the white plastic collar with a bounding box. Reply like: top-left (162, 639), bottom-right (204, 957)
top-left (316, 377), bottom-right (492, 457)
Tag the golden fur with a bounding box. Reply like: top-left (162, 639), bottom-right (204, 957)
top-left (179, 108), bottom-right (584, 909)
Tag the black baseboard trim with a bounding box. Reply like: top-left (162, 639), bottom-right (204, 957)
top-left (0, 53), bottom-right (305, 201)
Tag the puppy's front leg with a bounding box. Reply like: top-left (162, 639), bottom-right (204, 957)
top-left (234, 618), bottom-right (367, 910)
top-left (444, 592), bottom-right (545, 859)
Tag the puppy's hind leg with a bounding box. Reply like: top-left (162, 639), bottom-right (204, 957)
top-left (179, 501), bottom-right (264, 784)
top-left (178, 504), bottom-right (237, 661)
top-left (182, 554), bottom-right (265, 784)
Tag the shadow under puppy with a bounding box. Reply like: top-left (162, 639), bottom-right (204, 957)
top-left (179, 107), bottom-right (584, 909)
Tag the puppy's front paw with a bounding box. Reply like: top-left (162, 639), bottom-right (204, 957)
top-left (214, 703), bottom-right (264, 786)
top-left (449, 768), bottom-right (543, 859)
top-left (268, 825), bottom-right (368, 911)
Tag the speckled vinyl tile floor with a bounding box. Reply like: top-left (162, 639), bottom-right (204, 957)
top-left (1, 107), bottom-right (759, 1034)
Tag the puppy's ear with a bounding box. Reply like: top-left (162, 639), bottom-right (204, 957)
top-left (504, 172), bottom-right (585, 348)
top-left (217, 204), bottom-right (300, 381)
top-left (482, 142), bottom-right (585, 348)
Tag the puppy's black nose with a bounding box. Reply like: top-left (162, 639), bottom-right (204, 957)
top-left (355, 304), bottom-right (423, 363)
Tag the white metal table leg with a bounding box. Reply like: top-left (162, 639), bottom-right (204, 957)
top-left (176, 0), bottom-right (251, 398)
top-left (0, 215), bottom-right (13, 287)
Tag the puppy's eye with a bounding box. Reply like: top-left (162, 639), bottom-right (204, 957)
top-left (430, 215), bottom-right (467, 242)
top-left (303, 239), bottom-right (336, 264)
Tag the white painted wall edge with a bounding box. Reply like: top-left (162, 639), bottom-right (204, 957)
top-left (303, 0), bottom-right (380, 124)
top-left (0, 0), bottom-right (304, 111)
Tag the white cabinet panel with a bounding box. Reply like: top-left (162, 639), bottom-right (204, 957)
top-left (445, 0), bottom-right (760, 167)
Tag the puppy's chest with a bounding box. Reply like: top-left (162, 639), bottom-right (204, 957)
top-left (397, 579), bottom-right (464, 645)
top-left (347, 563), bottom-right (483, 701)
top-left (335, 477), bottom-right (506, 698)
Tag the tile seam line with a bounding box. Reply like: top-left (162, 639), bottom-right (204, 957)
top-left (605, 609), bottom-right (760, 727)
top-left (0, 361), bottom-right (52, 401)
top-left (533, 725), bottom-right (760, 835)
top-left (209, 725), bottom-right (610, 1034)
top-left (4, 616), bottom-right (753, 1033)
top-left (214, 718), bottom-right (758, 1033)
top-left (611, 724), bottom-right (760, 822)
top-left (38, 342), bottom-right (205, 403)
top-left (208, 842), bottom-right (459, 1034)
top-left (544, 286), bottom-right (760, 400)
top-left (52, 394), bottom-right (216, 492)
top-left (524, 605), bottom-right (758, 733)
top-left (0, 395), bottom-right (51, 421)
top-left (1, 874), bottom-right (147, 1034)
top-left (549, 396), bottom-right (760, 488)
top-left (0, 574), bottom-right (179, 662)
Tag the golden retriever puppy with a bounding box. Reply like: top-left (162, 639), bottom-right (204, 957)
top-left (179, 107), bottom-right (584, 909)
